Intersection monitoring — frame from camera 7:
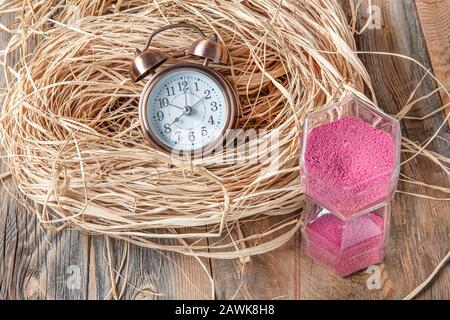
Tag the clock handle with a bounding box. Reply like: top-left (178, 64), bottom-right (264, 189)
top-left (142, 23), bottom-right (208, 52)
top-left (130, 23), bottom-right (228, 82)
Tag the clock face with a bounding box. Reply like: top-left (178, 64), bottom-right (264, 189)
top-left (145, 68), bottom-right (230, 152)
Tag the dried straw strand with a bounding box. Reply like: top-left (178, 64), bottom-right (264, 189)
top-left (0, 0), bottom-right (368, 257)
top-left (0, 0), bottom-right (448, 267)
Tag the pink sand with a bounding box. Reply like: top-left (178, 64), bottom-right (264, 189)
top-left (305, 212), bottom-right (385, 277)
top-left (304, 116), bottom-right (395, 217)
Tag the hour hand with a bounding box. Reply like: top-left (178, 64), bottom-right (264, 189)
top-left (169, 103), bottom-right (184, 110)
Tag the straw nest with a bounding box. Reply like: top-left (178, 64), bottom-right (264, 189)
top-left (0, 0), bottom-right (375, 258)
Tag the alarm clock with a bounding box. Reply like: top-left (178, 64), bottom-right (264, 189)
top-left (129, 23), bottom-right (239, 155)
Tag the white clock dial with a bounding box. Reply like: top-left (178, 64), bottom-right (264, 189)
top-left (146, 69), bottom-right (228, 151)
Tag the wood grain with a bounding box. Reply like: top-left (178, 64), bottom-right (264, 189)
top-left (210, 0), bottom-right (450, 300)
top-left (1, 0), bottom-right (449, 300)
top-left (297, 0), bottom-right (450, 299)
top-left (414, 0), bottom-right (450, 124)
top-left (0, 10), bottom-right (212, 300)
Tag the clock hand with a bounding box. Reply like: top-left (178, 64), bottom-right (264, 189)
top-left (169, 117), bottom-right (178, 126)
top-left (190, 95), bottom-right (207, 109)
top-left (167, 95), bottom-right (207, 126)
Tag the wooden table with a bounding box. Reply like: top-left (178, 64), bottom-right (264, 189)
top-left (1, 0), bottom-right (449, 299)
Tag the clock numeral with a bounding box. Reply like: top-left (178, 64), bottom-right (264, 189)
top-left (159, 97), bottom-right (169, 107)
top-left (211, 101), bottom-right (218, 111)
top-left (164, 123), bottom-right (171, 133)
top-left (189, 131), bottom-right (195, 142)
top-left (204, 90), bottom-right (211, 99)
top-left (201, 127), bottom-right (207, 136)
top-left (208, 115), bottom-right (215, 125)
top-left (178, 81), bottom-right (188, 92)
top-left (166, 86), bottom-right (175, 96)
top-left (156, 111), bottom-right (164, 121)
top-left (194, 82), bottom-right (199, 91)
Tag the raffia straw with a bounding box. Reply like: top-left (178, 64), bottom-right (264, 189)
top-left (0, 0), bottom-right (448, 269)
top-left (0, 0), bottom-right (368, 257)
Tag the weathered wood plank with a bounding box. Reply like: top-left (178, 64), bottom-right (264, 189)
top-left (212, 0), bottom-right (450, 300)
top-left (0, 9), bottom-right (213, 300)
top-left (119, 233), bottom-right (213, 300)
top-left (210, 217), bottom-right (300, 300)
top-left (414, 0), bottom-right (450, 125)
top-left (312, 0), bottom-right (450, 299)
top-left (0, 9), bottom-right (92, 300)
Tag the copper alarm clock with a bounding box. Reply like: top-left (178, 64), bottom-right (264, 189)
top-left (129, 23), bottom-right (239, 155)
